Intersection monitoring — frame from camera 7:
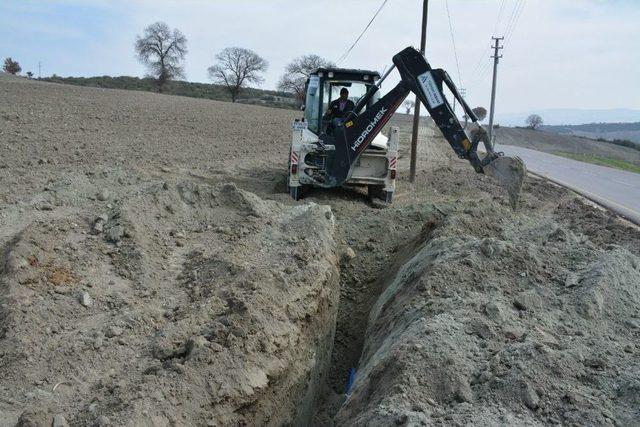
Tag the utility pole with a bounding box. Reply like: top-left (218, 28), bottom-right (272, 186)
top-left (38, 62), bottom-right (41, 79)
top-left (488, 37), bottom-right (503, 145)
top-left (409, 0), bottom-right (428, 183)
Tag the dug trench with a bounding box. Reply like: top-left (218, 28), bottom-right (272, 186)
top-left (227, 159), bottom-right (640, 426)
top-left (0, 161), bottom-right (444, 426)
top-left (319, 186), bottom-right (640, 426)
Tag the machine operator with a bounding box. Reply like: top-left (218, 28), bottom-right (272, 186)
top-left (324, 87), bottom-right (355, 134)
top-left (326, 87), bottom-right (355, 120)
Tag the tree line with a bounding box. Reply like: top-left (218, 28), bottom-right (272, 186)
top-left (135, 21), bottom-right (333, 103)
top-left (2, 21), bottom-right (332, 104)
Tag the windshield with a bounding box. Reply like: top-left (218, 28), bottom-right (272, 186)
top-left (305, 77), bottom-right (381, 135)
top-left (322, 81), bottom-right (375, 114)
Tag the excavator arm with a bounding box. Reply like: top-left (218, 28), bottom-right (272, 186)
top-left (324, 46), bottom-right (525, 207)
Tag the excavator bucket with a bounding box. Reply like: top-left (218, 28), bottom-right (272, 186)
top-left (482, 155), bottom-right (527, 209)
top-left (469, 127), bottom-right (526, 209)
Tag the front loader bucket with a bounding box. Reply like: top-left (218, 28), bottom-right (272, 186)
top-left (483, 155), bottom-right (527, 209)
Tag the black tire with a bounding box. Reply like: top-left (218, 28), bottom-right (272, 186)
top-left (367, 185), bottom-right (384, 199)
top-left (290, 186), bottom-right (301, 201)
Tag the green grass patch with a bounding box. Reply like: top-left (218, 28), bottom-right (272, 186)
top-left (554, 152), bottom-right (640, 174)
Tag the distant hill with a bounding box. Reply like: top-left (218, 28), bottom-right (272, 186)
top-left (39, 75), bottom-right (298, 109)
top-left (498, 108), bottom-right (640, 126)
top-left (494, 126), bottom-right (640, 169)
top-left (541, 122), bottom-right (640, 145)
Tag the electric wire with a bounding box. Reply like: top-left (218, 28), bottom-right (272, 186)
top-left (469, 0), bottom-right (527, 106)
top-left (492, 0), bottom-right (507, 36)
top-left (468, 0), bottom-right (508, 90)
top-left (504, 0), bottom-right (526, 42)
top-left (471, 50), bottom-right (492, 86)
top-left (336, 0), bottom-right (389, 64)
top-left (502, 0), bottom-right (525, 44)
top-left (469, 47), bottom-right (491, 84)
top-left (470, 0), bottom-right (525, 88)
top-left (444, 0), bottom-right (463, 87)
top-left (501, 0), bottom-right (522, 36)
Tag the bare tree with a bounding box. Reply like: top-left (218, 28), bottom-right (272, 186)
top-left (403, 100), bottom-right (415, 114)
top-left (526, 114), bottom-right (543, 130)
top-left (208, 47), bottom-right (268, 102)
top-left (472, 106), bottom-right (488, 121)
top-left (3, 58), bottom-right (21, 75)
top-left (463, 106), bottom-right (487, 122)
top-left (135, 22), bottom-right (187, 92)
top-left (463, 106), bottom-right (487, 128)
top-left (26, 71), bottom-right (34, 79)
top-left (278, 54), bottom-right (334, 104)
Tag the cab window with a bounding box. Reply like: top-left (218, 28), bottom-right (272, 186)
top-left (323, 81), bottom-right (378, 113)
top-left (304, 75), bottom-right (321, 133)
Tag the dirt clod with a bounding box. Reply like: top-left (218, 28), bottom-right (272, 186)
top-left (52, 414), bottom-right (70, 427)
top-left (79, 291), bottom-right (93, 307)
top-left (520, 381), bottom-right (540, 410)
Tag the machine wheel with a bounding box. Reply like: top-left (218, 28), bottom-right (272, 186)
top-left (383, 191), bottom-right (393, 203)
top-left (367, 185), bottom-right (384, 200)
top-left (289, 185), bottom-right (302, 201)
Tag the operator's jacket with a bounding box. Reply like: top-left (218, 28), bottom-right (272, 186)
top-left (328, 99), bottom-right (356, 119)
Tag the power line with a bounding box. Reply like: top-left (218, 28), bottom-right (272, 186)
top-left (469, 48), bottom-right (490, 83)
top-left (502, 0), bottom-right (525, 43)
top-left (470, 51), bottom-right (491, 87)
top-left (492, 0), bottom-right (507, 36)
top-left (501, 0), bottom-right (522, 35)
top-left (469, 49), bottom-right (493, 91)
top-left (504, 0), bottom-right (526, 42)
top-left (336, 0), bottom-right (390, 64)
top-left (476, 62), bottom-right (492, 84)
top-left (444, 0), bottom-right (462, 86)
top-left (469, 0), bottom-right (526, 90)
top-left (468, 0), bottom-right (507, 88)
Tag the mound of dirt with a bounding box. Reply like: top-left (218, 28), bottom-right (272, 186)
top-left (336, 202), bottom-right (640, 426)
top-left (0, 180), bottom-right (339, 426)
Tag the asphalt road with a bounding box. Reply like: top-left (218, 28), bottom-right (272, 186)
top-left (496, 144), bottom-right (640, 224)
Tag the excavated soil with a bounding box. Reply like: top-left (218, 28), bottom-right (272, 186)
top-left (1, 75), bottom-right (639, 426)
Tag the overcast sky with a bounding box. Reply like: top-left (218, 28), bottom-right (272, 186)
top-left (2, 0), bottom-right (639, 119)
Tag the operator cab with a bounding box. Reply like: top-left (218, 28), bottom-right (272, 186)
top-left (304, 68), bottom-right (384, 147)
